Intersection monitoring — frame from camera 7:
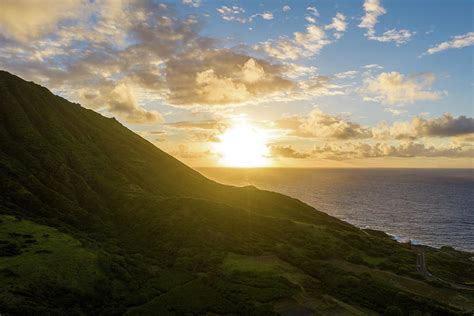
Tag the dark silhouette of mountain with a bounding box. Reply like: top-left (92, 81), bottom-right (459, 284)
top-left (0, 70), bottom-right (473, 315)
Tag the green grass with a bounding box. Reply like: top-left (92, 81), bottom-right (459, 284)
top-left (0, 214), bottom-right (104, 311)
top-left (221, 252), bottom-right (311, 289)
top-left (329, 259), bottom-right (474, 313)
top-left (126, 278), bottom-right (236, 315)
top-left (222, 253), bottom-right (293, 274)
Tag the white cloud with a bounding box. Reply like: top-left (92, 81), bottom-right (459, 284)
top-left (249, 11), bottom-right (273, 21)
top-left (425, 32), bottom-right (474, 55)
top-left (364, 64), bottom-right (383, 69)
top-left (195, 69), bottom-right (251, 104)
top-left (297, 76), bottom-right (346, 97)
top-left (306, 16), bottom-right (316, 24)
top-left (325, 13), bottom-right (348, 39)
top-left (307, 7), bottom-right (320, 17)
top-left (335, 70), bottom-right (358, 79)
top-left (182, 0), bottom-right (201, 8)
top-left (358, 0), bottom-right (385, 35)
top-left (369, 29), bottom-right (413, 45)
top-left (363, 72), bottom-right (443, 105)
top-left (385, 108), bottom-right (407, 116)
top-left (325, 13), bottom-right (347, 33)
top-left (216, 6), bottom-right (274, 23)
top-left (256, 25), bottom-right (331, 60)
top-left (259, 12), bottom-right (274, 20)
top-left (282, 63), bottom-right (318, 79)
top-left (358, 0), bottom-right (413, 44)
top-left (216, 6), bottom-right (247, 23)
top-left (283, 5), bottom-right (291, 12)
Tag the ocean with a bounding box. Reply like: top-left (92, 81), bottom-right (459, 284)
top-left (198, 168), bottom-right (474, 253)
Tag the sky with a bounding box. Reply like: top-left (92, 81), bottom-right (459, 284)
top-left (0, 0), bottom-right (473, 168)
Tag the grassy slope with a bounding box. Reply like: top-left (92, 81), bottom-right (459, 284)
top-left (0, 70), bottom-right (473, 315)
top-left (0, 215), bottom-right (104, 313)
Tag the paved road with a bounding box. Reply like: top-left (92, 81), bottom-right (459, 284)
top-left (416, 251), bottom-right (432, 278)
top-left (414, 248), bottom-right (474, 291)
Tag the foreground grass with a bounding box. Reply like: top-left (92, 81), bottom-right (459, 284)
top-left (0, 215), bottom-right (104, 312)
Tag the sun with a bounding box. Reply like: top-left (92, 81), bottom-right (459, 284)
top-left (215, 120), bottom-right (271, 167)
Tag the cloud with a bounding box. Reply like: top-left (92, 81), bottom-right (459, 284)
top-left (387, 114), bottom-right (474, 139)
top-left (257, 12), bottom-right (274, 20)
top-left (312, 142), bottom-right (474, 160)
top-left (369, 29), bottom-right (413, 44)
top-left (182, 0), bottom-right (201, 8)
top-left (167, 119), bottom-right (227, 130)
top-left (216, 6), bottom-right (247, 23)
top-left (270, 145), bottom-right (310, 159)
top-left (195, 69), bottom-right (251, 104)
top-left (282, 5), bottom-right (291, 12)
top-left (268, 141), bottom-right (474, 160)
top-left (282, 63), bottom-right (318, 79)
top-left (0, 0), bottom-right (84, 41)
top-left (325, 13), bottom-right (347, 39)
top-left (0, 1), bottom-right (299, 120)
top-left (276, 110), bottom-right (472, 142)
top-left (256, 11), bottom-right (349, 60)
top-left (413, 114), bottom-right (474, 137)
top-left (335, 70), bottom-right (358, 79)
top-left (173, 144), bottom-right (208, 158)
top-left (358, 0), bottom-right (385, 33)
top-left (364, 64), bottom-right (383, 69)
top-left (216, 6), bottom-right (273, 23)
top-left (166, 55), bottom-right (293, 106)
top-left (275, 108), bottom-right (372, 140)
top-left (302, 109), bottom-right (372, 139)
top-left (307, 7), bottom-right (320, 17)
top-left (191, 132), bottom-right (220, 143)
top-left (384, 108), bottom-right (407, 116)
top-left (297, 76), bottom-right (346, 97)
top-left (256, 25), bottom-right (331, 60)
top-left (358, 0), bottom-right (413, 44)
top-left (0, 0), bottom-right (193, 122)
top-left (79, 82), bottom-right (163, 124)
top-left (362, 72), bottom-right (443, 104)
top-left (108, 83), bottom-right (163, 123)
top-left (425, 32), bottom-right (474, 55)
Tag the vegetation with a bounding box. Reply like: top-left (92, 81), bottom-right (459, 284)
top-left (0, 70), bottom-right (473, 315)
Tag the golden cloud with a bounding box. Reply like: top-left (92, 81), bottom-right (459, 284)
top-left (0, 0), bottom-right (84, 41)
top-left (363, 72), bottom-right (443, 104)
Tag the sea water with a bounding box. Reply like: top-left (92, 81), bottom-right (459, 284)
top-left (199, 168), bottom-right (474, 253)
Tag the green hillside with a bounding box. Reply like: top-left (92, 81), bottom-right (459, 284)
top-left (0, 70), bottom-right (473, 315)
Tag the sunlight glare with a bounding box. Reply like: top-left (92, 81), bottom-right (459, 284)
top-left (215, 120), bottom-right (271, 167)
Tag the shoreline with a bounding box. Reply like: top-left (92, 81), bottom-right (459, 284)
top-left (197, 167), bottom-right (474, 254)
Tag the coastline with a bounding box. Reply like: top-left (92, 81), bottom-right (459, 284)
top-left (197, 167), bottom-right (474, 254)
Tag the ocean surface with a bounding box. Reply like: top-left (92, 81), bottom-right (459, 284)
top-left (198, 168), bottom-right (474, 253)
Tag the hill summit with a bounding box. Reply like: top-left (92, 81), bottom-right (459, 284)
top-left (0, 71), bottom-right (473, 315)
